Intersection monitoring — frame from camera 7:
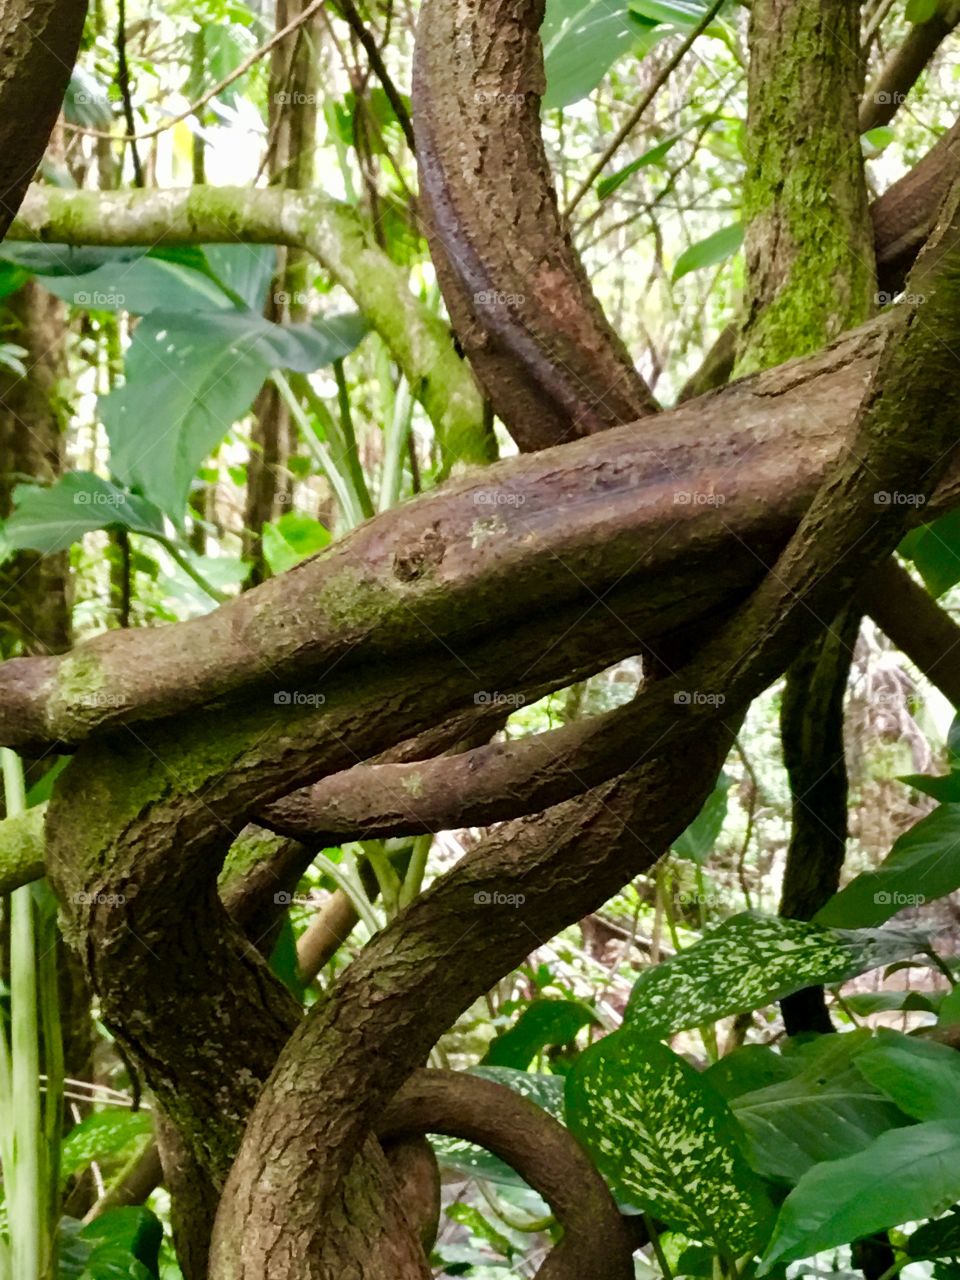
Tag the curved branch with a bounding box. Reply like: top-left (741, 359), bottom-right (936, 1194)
top-left (379, 1069), bottom-right (635, 1280)
top-left (412, 0), bottom-right (658, 450)
top-left (0, 318), bottom-right (913, 752)
top-left (9, 185), bottom-right (490, 466)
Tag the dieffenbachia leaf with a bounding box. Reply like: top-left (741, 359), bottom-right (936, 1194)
top-left (566, 1030), bottom-right (774, 1254)
top-left (624, 912), bottom-right (929, 1037)
top-left (759, 1120), bottom-right (960, 1273)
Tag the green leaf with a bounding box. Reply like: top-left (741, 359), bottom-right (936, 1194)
top-left (58, 1207), bottom-right (163, 1280)
top-left (483, 998), bottom-right (598, 1069)
top-left (567, 1030), bottom-right (774, 1252)
top-left (908, 1207), bottom-right (960, 1260)
top-left (0, 242), bottom-right (146, 278)
top-left (759, 1120), bottom-right (960, 1273)
top-left (672, 770), bottom-right (731, 864)
top-left (815, 804), bottom-right (960, 928)
top-left (261, 513), bottom-right (331, 575)
top-left (431, 1067), bottom-right (565, 1186)
top-left (597, 133), bottom-right (683, 199)
top-left (729, 1032), bottom-right (913, 1184)
top-left (61, 1110), bottom-right (153, 1183)
top-left (901, 771), bottom-right (960, 803)
top-left (40, 255), bottom-right (235, 315)
top-left (863, 125), bottom-right (896, 153)
top-left (630, 0), bottom-right (720, 22)
top-left (855, 1030), bottom-right (960, 1122)
top-left (842, 989), bottom-right (939, 1015)
top-left (0, 473), bottom-right (166, 557)
top-left (624, 912), bottom-right (929, 1037)
top-left (703, 1044), bottom-right (798, 1101)
top-left (672, 223), bottom-right (743, 281)
top-left (542, 0), bottom-right (663, 109)
top-left (906, 0), bottom-right (938, 22)
top-left (202, 244), bottom-right (274, 311)
top-left (899, 512), bottom-right (960, 597)
top-left (939, 984), bottom-right (960, 1027)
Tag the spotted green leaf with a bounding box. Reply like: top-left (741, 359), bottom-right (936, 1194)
top-left (566, 1030), bottom-right (774, 1253)
top-left (625, 912), bottom-right (929, 1036)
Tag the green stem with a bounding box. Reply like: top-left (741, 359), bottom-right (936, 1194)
top-left (644, 1214), bottom-right (674, 1280)
top-left (379, 374), bottom-right (414, 512)
top-left (156, 537), bottom-right (229, 604)
top-left (35, 883), bottom-right (63, 1259)
top-left (478, 1181), bottom-right (554, 1234)
top-left (271, 371), bottom-right (366, 530)
top-left (333, 358), bottom-right (375, 519)
top-left (398, 833), bottom-right (431, 909)
top-left (2, 748), bottom-right (44, 1280)
top-left (364, 842), bottom-right (402, 919)
top-left (313, 851), bottom-right (382, 937)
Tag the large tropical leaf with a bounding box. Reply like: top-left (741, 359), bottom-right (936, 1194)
top-left (760, 1121), bottom-right (960, 1273)
top-left (566, 1030), bottom-right (774, 1253)
top-left (541, 0), bottom-right (664, 109)
top-left (0, 473), bottom-right (166, 558)
top-left (624, 912), bottom-right (929, 1037)
top-left (816, 804), bottom-right (960, 928)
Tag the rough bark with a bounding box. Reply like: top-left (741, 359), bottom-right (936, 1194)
top-left (736, 1), bottom-right (875, 375)
top-left (0, 0), bottom-right (88, 235)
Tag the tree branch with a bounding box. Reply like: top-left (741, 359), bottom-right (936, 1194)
top-left (859, 1), bottom-right (960, 134)
top-left (9, 185), bottom-right (490, 466)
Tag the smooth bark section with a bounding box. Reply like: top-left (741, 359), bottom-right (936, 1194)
top-left (412, 0), bottom-right (658, 451)
top-left (0, 0), bottom-right (88, 235)
top-left (9, 185), bottom-right (490, 466)
top-left (379, 1070), bottom-right (635, 1280)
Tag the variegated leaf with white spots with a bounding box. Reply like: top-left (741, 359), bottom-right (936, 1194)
top-left (566, 1030), bottom-right (775, 1254)
top-left (625, 912), bottom-right (929, 1037)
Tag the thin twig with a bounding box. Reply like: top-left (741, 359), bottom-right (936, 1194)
top-left (66, 0), bottom-right (326, 143)
top-left (563, 0), bottom-right (726, 220)
top-left (333, 0), bottom-right (416, 152)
